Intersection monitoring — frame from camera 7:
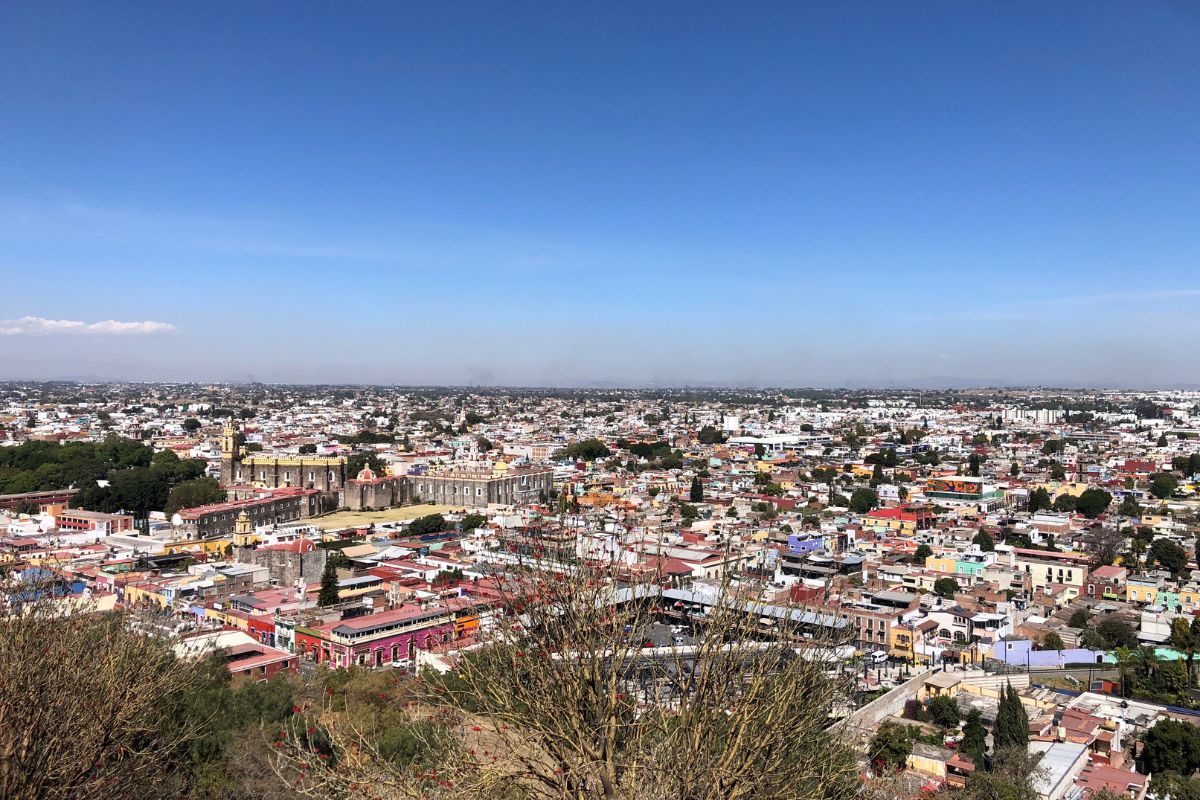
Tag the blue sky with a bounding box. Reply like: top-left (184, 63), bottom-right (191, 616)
top-left (2, 2), bottom-right (1198, 386)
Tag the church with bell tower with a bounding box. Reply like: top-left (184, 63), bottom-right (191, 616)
top-left (219, 419), bottom-right (349, 494)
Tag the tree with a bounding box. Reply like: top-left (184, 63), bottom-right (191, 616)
top-left (926, 695), bottom-right (960, 729)
top-left (0, 593), bottom-right (240, 799)
top-left (1078, 525), bottom-right (1125, 569)
top-left (565, 438), bottom-right (611, 461)
top-left (475, 436), bottom-right (493, 452)
top-left (1171, 617), bottom-right (1199, 687)
top-left (284, 554), bottom-right (863, 800)
top-left (689, 476), bottom-right (704, 503)
top-left (679, 503), bottom-right (699, 520)
top-left (960, 709), bottom-right (988, 767)
top-left (993, 683), bottom-right (1029, 751)
top-left (1053, 494), bottom-right (1078, 513)
top-left (963, 746), bottom-right (1044, 800)
top-left (1142, 718), bottom-right (1200, 777)
top-left (1149, 538), bottom-right (1188, 576)
top-left (1050, 462), bottom-right (1067, 481)
top-left (1075, 488), bottom-right (1112, 519)
top-left (346, 451), bottom-right (386, 478)
top-left (182, 417), bottom-right (202, 432)
top-left (1080, 627), bottom-right (1106, 650)
top-left (914, 544), bottom-right (933, 562)
top-left (934, 577), bottom-right (959, 599)
top-left (409, 514), bottom-right (450, 536)
top-left (973, 530), bottom-right (995, 552)
top-left (459, 513), bottom-right (486, 532)
top-left (1027, 487), bottom-right (1052, 513)
top-left (1095, 616), bottom-right (1138, 649)
top-left (318, 558), bottom-right (341, 606)
top-left (848, 488), bottom-right (878, 513)
top-left (1010, 462), bottom-right (1020, 477)
top-left (868, 722), bottom-right (913, 775)
top-left (164, 476), bottom-right (226, 515)
top-left (968, 453), bottom-right (982, 477)
top-left (1150, 472), bottom-right (1179, 499)
top-left (696, 426), bottom-right (724, 445)
top-left (1040, 632), bottom-right (1065, 651)
top-left (1068, 608), bottom-right (1091, 629)
top-left (1119, 495), bottom-right (1141, 518)
top-left (298, 443), bottom-right (318, 454)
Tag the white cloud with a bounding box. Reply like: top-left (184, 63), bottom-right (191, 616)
top-left (0, 316), bottom-right (176, 336)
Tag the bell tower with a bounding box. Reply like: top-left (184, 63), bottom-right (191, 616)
top-left (220, 419), bottom-right (240, 487)
top-left (232, 510), bottom-right (255, 548)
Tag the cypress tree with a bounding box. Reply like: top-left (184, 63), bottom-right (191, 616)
top-left (960, 709), bottom-right (988, 767)
top-left (994, 683), bottom-right (1029, 751)
top-left (317, 558), bottom-right (340, 607)
top-left (690, 476), bottom-right (704, 503)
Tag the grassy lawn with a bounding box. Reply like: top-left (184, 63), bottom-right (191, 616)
top-left (312, 504), bottom-right (462, 530)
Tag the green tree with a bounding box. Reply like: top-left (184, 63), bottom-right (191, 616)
top-left (1149, 538), bottom-right (1188, 576)
top-left (565, 438), bottom-right (611, 461)
top-left (963, 746), bottom-right (1042, 800)
top-left (973, 530), bottom-right (995, 552)
top-left (1053, 493), bottom-right (1078, 513)
top-left (1075, 488), bottom-right (1112, 519)
top-left (1119, 494), bottom-right (1141, 518)
top-left (1170, 617), bottom-right (1200, 687)
top-left (409, 514), bottom-right (450, 536)
top-left (1027, 487), bottom-right (1052, 513)
top-left (164, 476), bottom-right (226, 515)
top-left (968, 453), bottom-right (982, 477)
top-left (1068, 608), bottom-right (1091, 629)
top-left (960, 709), bottom-right (988, 767)
top-left (298, 443), bottom-right (317, 454)
top-left (868, 721), bottom-right (913, 775)
top-left (848, 487), bottom-right (878, 513)
top-left (1142, 718), bottom-right (1200, 777)
top-left (346, 451), bottom-right (386, 477)
top-left (697, 425), bottom-right (724, 444)
top-left (926, 695), bottom-right (960, 729)
top-left (181, 417), bottom-right (202, 432)
top-left (1150, 472), bottom-right (1179, 499)
top-left (459, 512), bottom-right (486, 532)
top-left (934, 577), bottom-right (959, 599)
top-left (914, 544), bottom-right (933, 562)
top-left (317, 558), bottom-right (340, 606)
top-left (1095, 616), bottom-right (1138, 649)
top-left (1040, 631), bottom-right (1065, 651)
top-left (689, 476), bottom-right (704, 503)
top-left (993, 683), bottom-right (1029, 751)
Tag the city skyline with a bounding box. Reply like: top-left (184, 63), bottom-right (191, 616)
top-left (2, 3), bottom-right (1199, 386)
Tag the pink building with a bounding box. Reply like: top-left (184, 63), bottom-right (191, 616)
top-left (299, 604), bottom-right (456, 669)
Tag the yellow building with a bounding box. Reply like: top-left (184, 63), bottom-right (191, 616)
top-left (926, 556), bottom-right (957, 574)
top-left (124, 582), bottom-right (169, 608)
top-left (231, 511), bottom-right (256, 548)
top-left (161, 537), bottom-right (231, 556)
top-left (1178, 587), bottom-right (1200, 611)
top-left (1126, 580), bottom-right (1159, 605)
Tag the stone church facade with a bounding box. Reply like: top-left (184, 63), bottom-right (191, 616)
top-left (220, 420), bottom-right (348, 492)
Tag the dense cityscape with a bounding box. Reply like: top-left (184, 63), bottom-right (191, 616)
top-left (2, 382), bottom-right (1200, 798)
